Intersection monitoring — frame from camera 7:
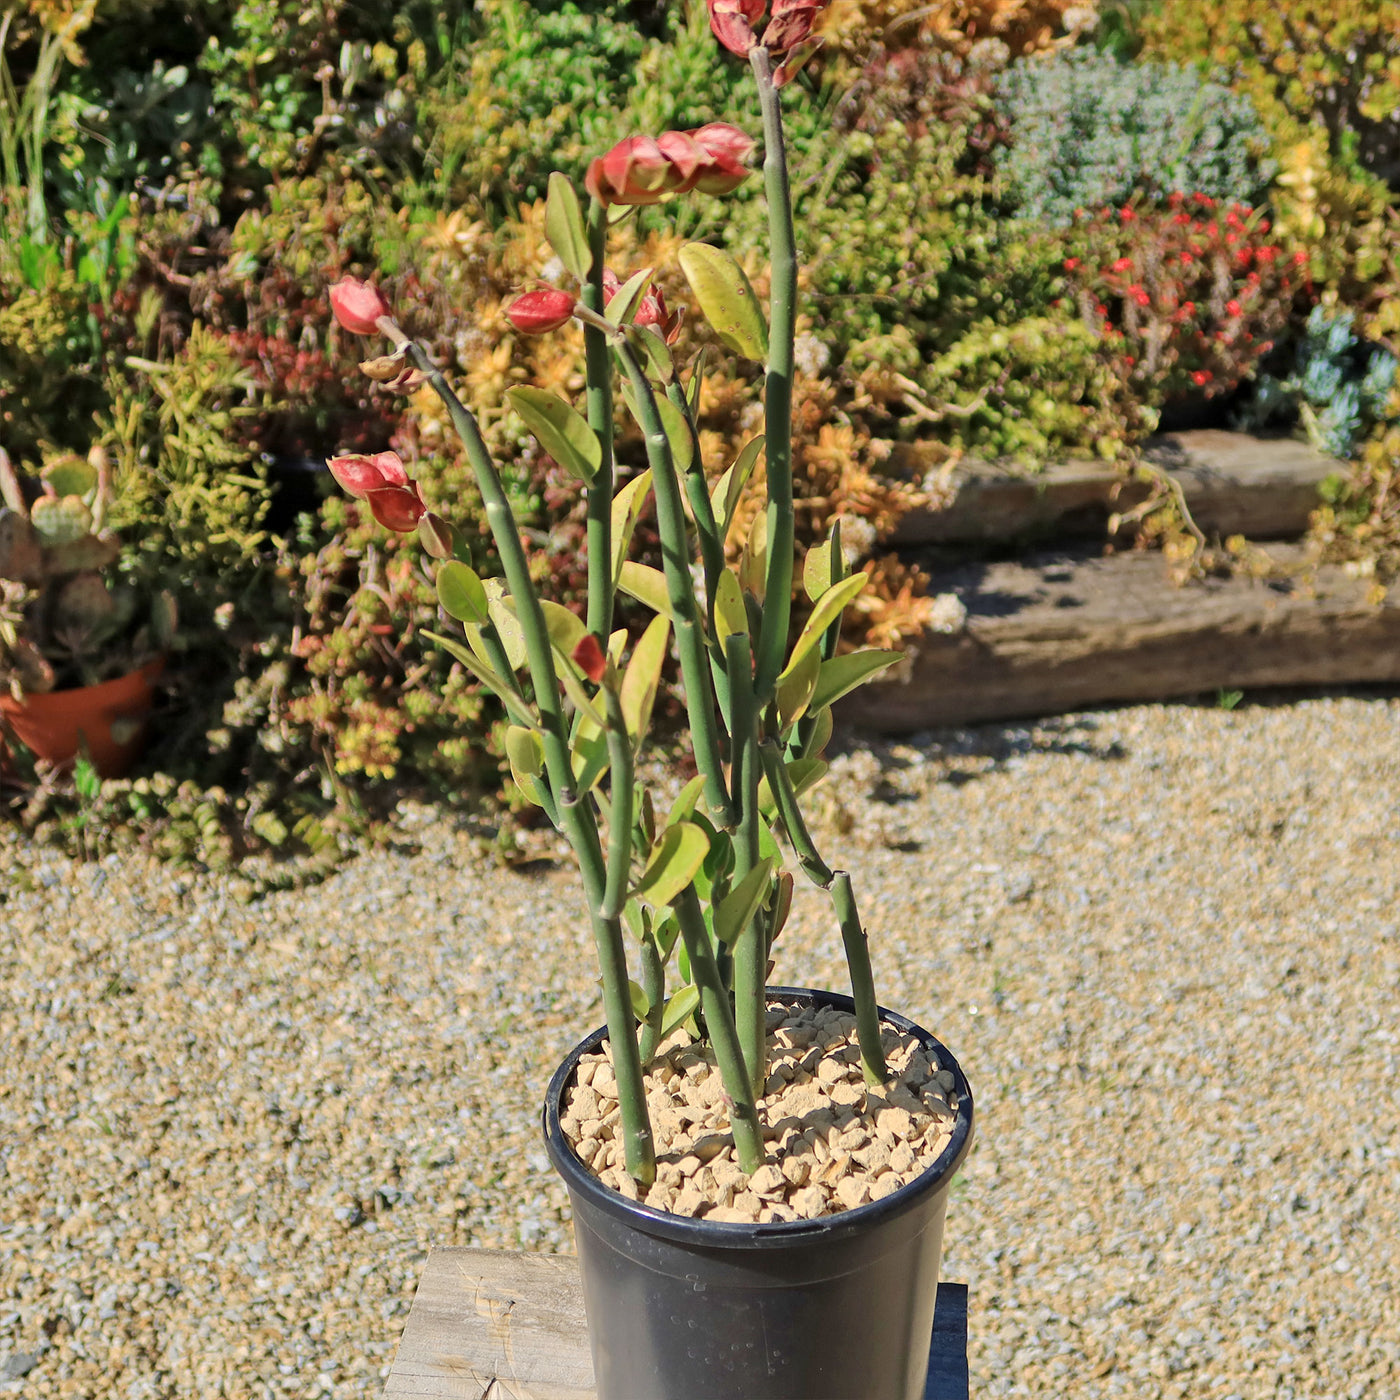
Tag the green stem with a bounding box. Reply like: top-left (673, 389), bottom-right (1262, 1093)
top-left (638, 924), bottom-right (665, 1064)
top-left (725, 631), bottom-right (767, 1098)
top-left (613, 341), bottom-right (735, 830)
top-left (665, 379), bottom-right (724, 599)
top-left (758, 740), bottom-right (888, 1084)
top-left (583, 201), bottom-right (616, 639)
top-left (599, 682), bottom-right (634, 922)
top-left (395, 324), bottom-right (654, 1183)
top-left (675, 888), bottom-right (765, 1174)
top-left (750, 46), bottom-right (797, 701)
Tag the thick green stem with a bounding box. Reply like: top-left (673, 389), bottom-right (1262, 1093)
top-left (614, 342), bottom-right (735, 829)
top-left (758, 740), bottom-right (888, 1084)
top-left (665, 380), bottom-right (725, 599)
top-left (638, 924), bottom-right (665, 1064)
top-left (583, 202), bottom-right (616, 639)
top-left (675, 888), bottom-right (765, 1174)
top-left (725, 632), bottom-right (767, 1098)
top-left (599, 682), bottom-right (634, 922)
top-left (394, 324), bottom-right (654, 1183)
top-left (750, 46), bottom-right (797, 701)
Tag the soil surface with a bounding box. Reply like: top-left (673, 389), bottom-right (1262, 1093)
top-left (2, 693), bottom-right (1398, 1398)
top-left (564, 1005), bottom-right (961, 1220)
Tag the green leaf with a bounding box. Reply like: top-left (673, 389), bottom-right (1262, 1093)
top-left (686, 346), bottom-right (707, 414)
top-left (610, 470), bottom-right (654, 586)
top-left (776, 642), bottom-right (821, 730)
top-left (712, 568), bottom-right (748, 647)
top-left (665, 774), bottom-right (706, 828)
top-left (507, 386), bottom-right (601, 482)
top-left (538, 599), bottom-right (587, 656)
top-left (803, 705), bottom-right (834, 759)
top-left (505, 724), bottom-right (544, 777)
top-left (620, 613), bottom-right (670, 743)
top-left (659, 985), bottom-right (701, 1039)
top-left (713, 858), bottom-right (776, 948)
top-left (769, 871), bottom-right (795, 945)
top-left (482, 580), bottom-right (528, 670)
top-left (424, 630), bottom-right (539, 729)
top-left (709, 436), bottom-right (763, 542)
top-left (40, 456), bottom-right (97, 499)
top-left (628, 979), bottom-right (651, 1022)
top-left (635, 325), bottom-right (675, 384)
top-left (810, 649), bottom-right (903, 712)
top-left (803, 540), bottom-right (834, 603)
top-left (678, 243), bottom-right (768, 362)
top-left (654, 911), bottom-right (682, 961)
top-left (554, 654), bottom-right (606, 727)
top-left (544, 173), bottom-right (591, 282)
top-left (632, 821), bottom-right (710, 911)
top-left (605, 267), bottom-right (652, 326)
top-left (571, 727), bottom-right (611, 792)
top-left (738, 505), bottom-right (769, 599)
top-left (617, 561), bottom-right (674, 619)
top-left (505, 725), bottom-right (549, 807)
top-left (436, 560), bottom-right (489, 624)
top-left (780, 572), bottom-right (867, 679)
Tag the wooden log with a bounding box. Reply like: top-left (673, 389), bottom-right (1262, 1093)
top-left (889, 430), bottom-right (1338, 546)
top-left (847, 545), bottom-right (1400, 733)
top-left (383, 1247), bottom-right (970, 1399)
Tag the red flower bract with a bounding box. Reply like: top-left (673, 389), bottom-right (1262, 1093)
top-left (329, 278), bottom-right (391, 336)
top-left (586, 125), bottom-right (754, 206)
top-left (571, 634), bottom-right (608, 684)
top-left (507, 289), bottom-right (577, 335)
top-left (326, 451), bottom-right (425, 533)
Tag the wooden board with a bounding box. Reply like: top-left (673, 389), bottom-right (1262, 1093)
top-left (383, 1248), bottom-right (969, 1400)
top-left (847, 544), bottom-right (1400, 733)
top-left (889, 430), bottom-right (1338, 546)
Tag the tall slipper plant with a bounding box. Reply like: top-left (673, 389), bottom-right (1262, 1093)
top-left (326, 0), bottom-right (908, 1190)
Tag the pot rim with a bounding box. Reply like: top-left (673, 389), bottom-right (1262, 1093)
top-left (543, 985), bottom-right (975, 1249)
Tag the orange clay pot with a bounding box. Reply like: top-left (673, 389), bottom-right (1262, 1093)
top-left (0, 658), bottom-right (163, 779)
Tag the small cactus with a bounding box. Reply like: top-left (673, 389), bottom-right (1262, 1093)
top-left (0, 446), bottom-right (174, 696)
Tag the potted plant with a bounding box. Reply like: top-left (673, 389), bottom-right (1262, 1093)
top-left (0, 445), bottom-right (175, 777)
top-left (326, 5), bottom-right (973, 1395)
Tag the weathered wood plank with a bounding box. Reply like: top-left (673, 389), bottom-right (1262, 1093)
top-left (383, 1248), bottom-right (970, 1399)
top-left (848, 544), bottom-right (1400, 733)
top-left (889, 430), bottom-right (1338, 546)
top-left (383, 1249), bottom-right (594, 1400)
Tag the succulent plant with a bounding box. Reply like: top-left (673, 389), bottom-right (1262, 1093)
top-left (0, 446), bottom-right (176, 697)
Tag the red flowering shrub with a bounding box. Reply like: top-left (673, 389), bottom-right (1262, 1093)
top-left (1061, 194), bottom-right (1303, 408)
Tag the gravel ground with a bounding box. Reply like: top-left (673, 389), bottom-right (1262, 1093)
top-left (2, 694), bottom-right (1399, 1399)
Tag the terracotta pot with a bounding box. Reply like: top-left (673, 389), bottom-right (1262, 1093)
top-left (0, 658), bottom-right (163, 778)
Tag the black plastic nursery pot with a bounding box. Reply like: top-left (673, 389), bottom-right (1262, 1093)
top-left (543, 987), bottom-right (975, 1400)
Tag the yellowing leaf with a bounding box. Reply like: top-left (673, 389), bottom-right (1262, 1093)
top-left (620, 613), bottom-right (671, 742)
top-left (780, 572), bottom-right (867, 679)
top-left (712, 568), bottom-right (748, 647)
top-left (678, 243), bottom-right (768, 361)
top-left (610, 470), bottom-right (654, 586)
top-left (617, 561), bottom-right (674, 618)
top-left (776, 642), bottom-right (821, 730)
top-left (803, 540), bottom-right (834, 603)
top-left (709, 436), bottom-right (764, 543)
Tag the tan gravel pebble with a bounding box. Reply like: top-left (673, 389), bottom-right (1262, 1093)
top-left (2, 697), bottom-right (1399, 1398)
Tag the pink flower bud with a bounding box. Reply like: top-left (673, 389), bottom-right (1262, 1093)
top-left (636, 286), bottom-right (684, 345)
top-left (329, 278), bottom-right (391, 336)
top-left (507, 289), bottom-right (578, 334)
top-left (765, 0), bottom-right (823, 56)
